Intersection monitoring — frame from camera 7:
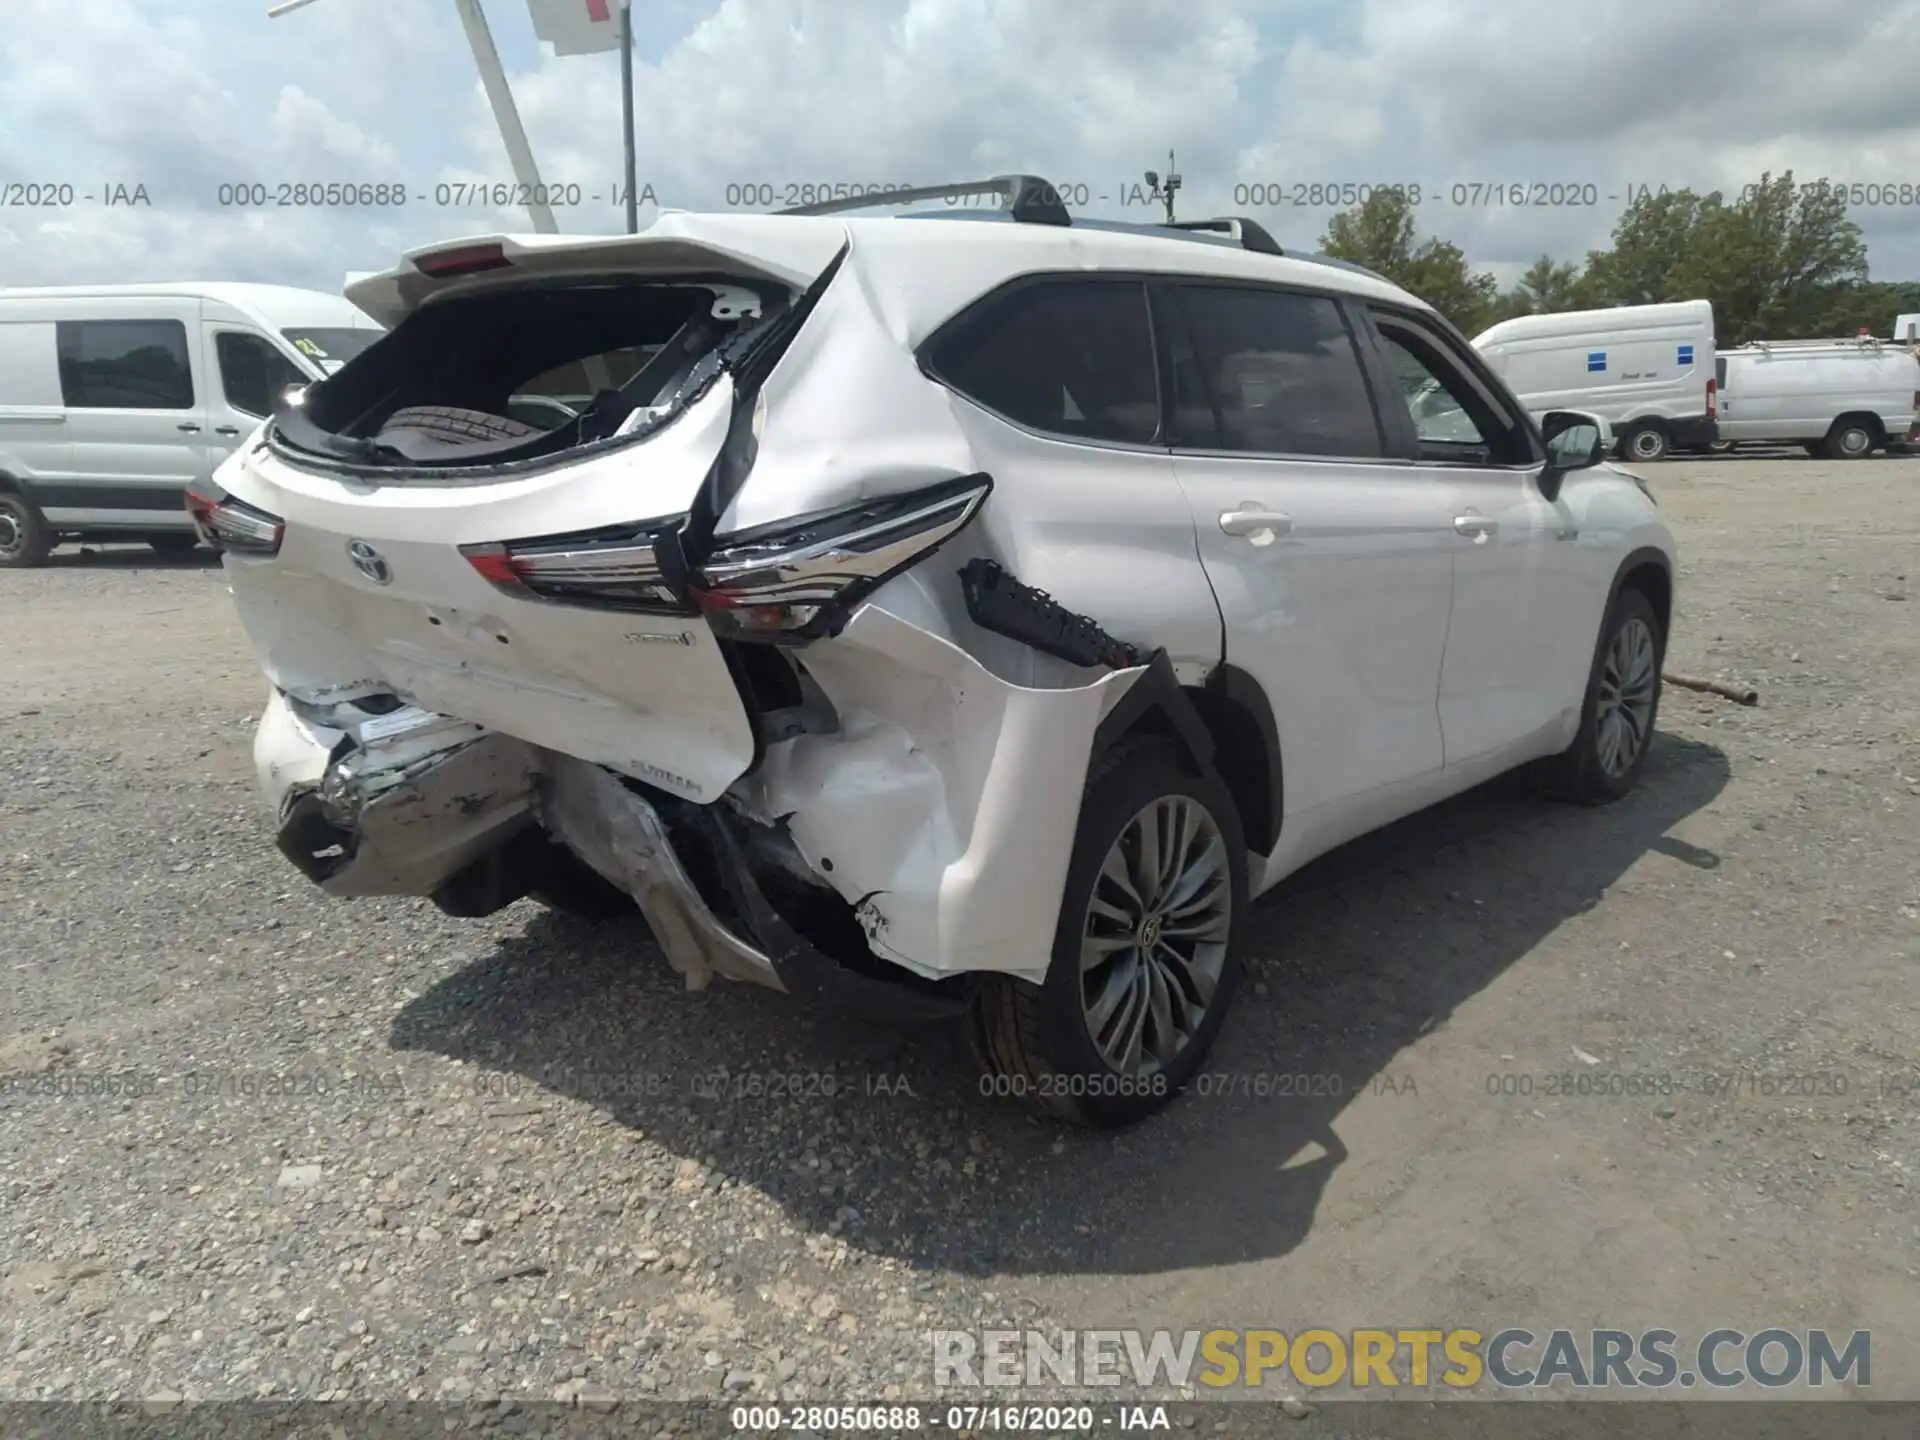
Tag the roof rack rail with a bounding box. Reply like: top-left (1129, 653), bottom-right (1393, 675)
top-left (1166, 217), bottom-right (1284, 256)
top-left (776, 174), bottom-right (1071, 227)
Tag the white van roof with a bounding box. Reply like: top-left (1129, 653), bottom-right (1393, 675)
top-left (1473, 299), bottom-right (1713, 347)
top-left (0, 282), bottom-right (377, 331)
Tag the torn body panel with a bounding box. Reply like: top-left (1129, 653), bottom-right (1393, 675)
top-left (728, 595), bottom-right (1149, 985)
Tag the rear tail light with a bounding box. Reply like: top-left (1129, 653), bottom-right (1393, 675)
top-left (184, 480), bottom-right (283, 556)
top-left (460, 476), bottom-right (994, 641)
top-left (461, 520), bottom-right (691, 614)
top-left (689, 473), bottom-right (993, 642)
top-left (1706, 376), bottom-right (1716, 419)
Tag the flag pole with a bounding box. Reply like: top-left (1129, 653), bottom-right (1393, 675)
top-left (619, 0), bottom-right (638, 233)
top-left (450, 0), bottom-right (560, 234)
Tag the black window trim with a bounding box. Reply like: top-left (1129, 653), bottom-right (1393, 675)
top-left (1146, 276), bottom-right (1408, 467)
top-left (1360, 302), bottom-right (1547, 471)
top-left (916, 272), bottom-right (1170, 456)
top-left (55, 317), bottom-right (197, 412)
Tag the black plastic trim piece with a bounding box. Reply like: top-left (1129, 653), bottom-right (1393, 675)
top-left (958, 558), bottom-right (1142, 670)
top-left (275, 791), bottom-right (355, 884)
top-left (1091, 649), bottom-right (1217, 777)
top-left (682, 805), bottom-right (976, 1022)
top-left (29, 484), bottom-right (187, 512)
top-left (1202, 663), bottom-right (1285, 854)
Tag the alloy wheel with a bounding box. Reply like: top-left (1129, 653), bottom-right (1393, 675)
top-left (1596, 616), bottom-right (1658, 778)
top-left (1079, 795), bottom-right (1233, 1075)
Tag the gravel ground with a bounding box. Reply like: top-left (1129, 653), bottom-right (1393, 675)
top-left (1, 454), bottom-right (1917, 1412)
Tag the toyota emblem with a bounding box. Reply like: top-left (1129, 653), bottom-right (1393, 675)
top-left (346, 539), bottom-right (392, 585)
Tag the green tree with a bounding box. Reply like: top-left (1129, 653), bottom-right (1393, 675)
top-left (1319, 188), bottom-right (1500, 333)
top-left (1581, 173), bottom-right (1869, 343)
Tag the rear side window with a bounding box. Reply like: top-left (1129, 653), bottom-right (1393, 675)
top-left (926, 280), bottom-right (1161, 445)
top-left (57, 320), bottom-right (194, 409)
top-left (1174, 287), bottom-right (1384, 457)
top-left (216, 332), bottom-right (308, 418)
top-left (1715, 357), bottom-right (1726, 389)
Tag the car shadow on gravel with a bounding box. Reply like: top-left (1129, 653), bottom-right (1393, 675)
top-left (391, 731), bottom-right (1729, 1279)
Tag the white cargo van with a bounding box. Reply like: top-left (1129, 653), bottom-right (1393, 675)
top-left (1471, 299), bottom-right (1717, 462)
top-left (0, 283), bottom-right (383, 567)
top-left (1715, 338), bottom-right (1920, 457)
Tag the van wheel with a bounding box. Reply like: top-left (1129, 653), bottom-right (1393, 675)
top-left (1803, 441), bottom-right (1829, 458)
top-left (970, 737), bottom-right (1247, 1128)
top-left (1621, 423), bottom-right (1670, 462)
top-left (147, 533), bottom-right (201, 556)
top-left (1828, 417), bottom-right (1878, 459)
top-left (0, 491), bottom-right (53, 569)
top-left (1537, 588), bottom-right (1664, 805)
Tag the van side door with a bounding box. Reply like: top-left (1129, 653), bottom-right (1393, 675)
top-left (55, 300), bottom-right (208, 523)
top-left (0, 318), bottom-right (76, 511)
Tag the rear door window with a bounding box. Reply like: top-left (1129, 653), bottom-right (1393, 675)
top-left (925, 280), bottom-right (1161, 445)
top-left (56, 319), bottom-right (195, 409)
top-left (1173, 286), bottom-right (1384, 457)
top-left (216, 331), bottom-right (308, 418)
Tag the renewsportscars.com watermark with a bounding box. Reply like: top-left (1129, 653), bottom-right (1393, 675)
top-left (932, 1328), bottom-right (1870, 1391)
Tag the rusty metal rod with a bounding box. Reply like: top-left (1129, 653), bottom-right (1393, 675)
top-left (1664, 672), bottom-right (1758, 706)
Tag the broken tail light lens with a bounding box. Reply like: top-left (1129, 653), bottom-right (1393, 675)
top-left (184, 480), bottom-right (284, 556)
top-left (689, 473), bottom-right (993, 642)
top-left (460, 520), bottom-right (692, 614)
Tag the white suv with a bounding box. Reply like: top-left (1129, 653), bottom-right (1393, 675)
top-left (196, 177), bottom-right (1676, 1127)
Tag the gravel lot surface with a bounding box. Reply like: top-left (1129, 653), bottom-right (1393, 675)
top-left (1, 455), bottom-right (1916, 1414)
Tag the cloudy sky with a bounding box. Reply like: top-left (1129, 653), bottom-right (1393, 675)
top-left (4, 0), bottom-right (1919, 296)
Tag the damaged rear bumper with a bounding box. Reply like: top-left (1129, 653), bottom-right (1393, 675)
top-left (256, 689), bottom-right (972, 1020)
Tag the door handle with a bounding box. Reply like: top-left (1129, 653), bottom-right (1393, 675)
top-left (1453, 514), bottom-right (1497, 539)
top-left (176, 422), bottom-right (201, 432)
top-left (214, 425), bottom-right (242, 436)
top-left (1219, 505), bottom-right (1294, 538)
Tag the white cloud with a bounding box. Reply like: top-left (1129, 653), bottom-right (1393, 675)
top-left (1, 0), bottom-right (1917, 292)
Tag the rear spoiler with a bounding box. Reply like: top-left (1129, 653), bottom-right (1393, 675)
top-left (344, 217), bottom-right (852, 329)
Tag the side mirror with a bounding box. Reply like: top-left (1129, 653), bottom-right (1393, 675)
top-left (1537, 409), bottom-right (1607, 500)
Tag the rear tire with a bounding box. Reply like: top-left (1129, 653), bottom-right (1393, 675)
top-left (1827, 417), bottom-right (1878, 459)
top-left (0, 491), bottom-right (52, 569)
top-left (970, 737), bottom-right (1248, 1128)
top-left (1620, 422), bottom-right (1670, 462)
top-left (1537, 587), bottom-right (1664, 805)
top-left (1803, 440), bottom-right (1829, 458)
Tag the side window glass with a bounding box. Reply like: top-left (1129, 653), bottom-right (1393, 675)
top-left (1175, 287), bottom-right (1383, 457)
top-left (56, 320), bottom-right (195, 409)
top-left (928, 281), bottom-right (1160, 445)
top-left (1381, 337), bottom-right (1497, 448)
top-left (216, 332), bottom-right (306, 418)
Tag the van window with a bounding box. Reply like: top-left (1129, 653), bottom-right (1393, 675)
top-left (1715, 357), bottom-right (1726, 389)
top-left (1174, 286), bottom-right (1384, 457)
top-left (56, 320), bottom-right (194, 409)
top-left (283, 328), bottom-right (382, 375)
top-left (217, 332), bottom-right (309, 418)
top-left (926, 280), bottom-right (1161, 445)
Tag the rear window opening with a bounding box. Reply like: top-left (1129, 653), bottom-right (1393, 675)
top-left (269, 277), bottom-right (787, 473)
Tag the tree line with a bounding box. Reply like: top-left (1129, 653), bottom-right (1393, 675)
top-left (1317, 172), bottom-right (1920, 344)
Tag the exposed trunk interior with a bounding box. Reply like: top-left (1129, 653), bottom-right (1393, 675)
top-left (270, 277), bottom-right (785, 471)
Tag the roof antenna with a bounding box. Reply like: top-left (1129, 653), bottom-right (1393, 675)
top-left (1144, 150), bottom-right (1181, 225)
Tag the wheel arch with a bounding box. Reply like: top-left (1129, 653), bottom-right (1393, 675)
top-left (1086, 652), bottom-right (1284, 858)
top-left (1608, 546), bottom-right (1674, 641)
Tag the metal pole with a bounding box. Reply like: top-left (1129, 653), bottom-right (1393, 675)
top-left (450, 0), bottom-right (559, 234)
top-left (620, 0), bottom-right (638, 233)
